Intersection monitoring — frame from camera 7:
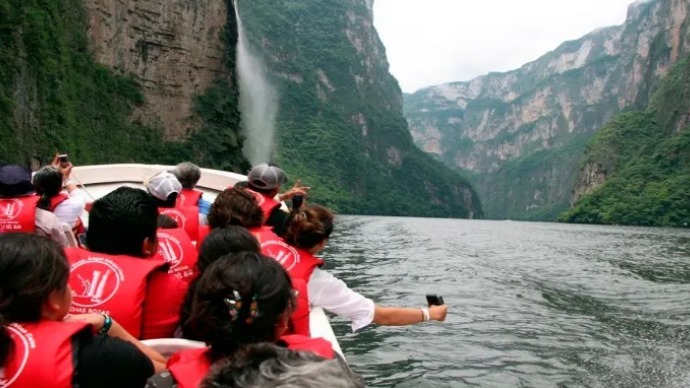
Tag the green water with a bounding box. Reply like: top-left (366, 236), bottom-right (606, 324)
top-left (324, 217), bottom-right (690, 387)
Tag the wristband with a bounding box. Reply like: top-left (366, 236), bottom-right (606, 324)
top-left (98, 314), bottom-right (112, 335)
top-left (421, 308), bottom-right (430, 322)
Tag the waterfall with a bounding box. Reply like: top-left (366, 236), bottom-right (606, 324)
top-left (234, 0), bottom-right (278, 166)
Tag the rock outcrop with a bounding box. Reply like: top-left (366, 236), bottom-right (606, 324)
top-left (404, 0), bottom-right (690, 220)
top-left (84, 0), bottom-right (230, 138)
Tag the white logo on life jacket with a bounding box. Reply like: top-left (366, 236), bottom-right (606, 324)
top-left (160, 209), bottom-right (187, 229)
top-left (0, 199), bottom-right (23, 221)
top-left (261, 240), bottom-right (299, 270)
top-left (157, 233), bottom-right (184, 268)
top-left (0, 324), bottom-right (33, 386)
top-left (71, 258), bottom-right (123, 308)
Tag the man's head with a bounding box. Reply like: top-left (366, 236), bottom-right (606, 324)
top-left (145, 171), bottom-right (182, 207)
top-left (201, 343), bottom-right (364, 388)
top-left (172, 162), bottom-right (202, 189)
top-left (247, 163), bottom-right (287, 197)
top-left (0, 165), bottom-right (34, 197)
top-left (86, 187), bottom-right (159, 257)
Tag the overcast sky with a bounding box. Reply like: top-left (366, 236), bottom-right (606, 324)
top-left (373, 0), bottom-right (636, 92)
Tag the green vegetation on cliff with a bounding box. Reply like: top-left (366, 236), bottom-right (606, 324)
top-left (561, 57), bottom-right (690, 227)
top-left (238, 0), bottom-right (482, 217)
top-left (0, 0), bottom-right (247, 171)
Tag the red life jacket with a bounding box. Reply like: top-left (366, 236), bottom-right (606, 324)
top-left (159, 206), bottom-right (199, 242)
top-left (1, 320), bottom-right (90, 387)
top-left (278, 335), bottom-right (335, 359)
top-left (289, 278), bottom-right (311, 336)
top-left (197, 225), bottom-right (211, 250)
top-left (245, 188), bottom-right (281, 224)
top-left (176, 189), bottom-right (203, 209)
top-left (259, 237), bottom-right (324, 283)
top-left (156, 228), bottom-right (198, 282)
top-left (0, 196), bottom-right (39, 233)
top-left (48, 193), bottom-right (69, 211)
top-left (167, 337), bottom-right (335, 388)
top-left (65, 248), bottom-right (167, 338)
top-left (251, 228), bottom-right (317, 336)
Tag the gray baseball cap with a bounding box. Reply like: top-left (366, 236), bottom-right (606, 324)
top-left (247, 163), bottom-right (287, 190)
top-left (145, 171), bottom-right (182, 201)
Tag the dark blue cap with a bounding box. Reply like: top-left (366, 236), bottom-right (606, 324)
top-left (0, 165), bottom-right (34, 197)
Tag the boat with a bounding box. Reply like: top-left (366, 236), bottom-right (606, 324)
top-left (70, 163), bottom-right (343, 356)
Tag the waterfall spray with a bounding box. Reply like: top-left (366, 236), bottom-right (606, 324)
top-left (234, 0), bottom-right (279, 165)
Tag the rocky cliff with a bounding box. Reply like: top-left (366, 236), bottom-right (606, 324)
top-left (0, 0), bottom-right (247, 171)
top-left (562, 55), bottom-right (690, 226)
top-left (404, 0), bottom-right (690, 220)
top-left (84, 0), bottom-right (228, 138)
top-left (237, 0), bottom-right (482, 217)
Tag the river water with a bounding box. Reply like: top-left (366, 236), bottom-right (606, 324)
top-left (323, 216), bottom-right (690, 387)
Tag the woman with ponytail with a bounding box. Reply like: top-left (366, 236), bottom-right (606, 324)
top-left (275, 205), bottom-right (449, 332)
top-left (32, 154), bottom-right (86, 229)
top-left (0, 233), bottom-right (165, 387)
top-left (162, 252), bottom-right (337, 388)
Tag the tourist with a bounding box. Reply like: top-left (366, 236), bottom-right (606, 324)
top-left (32, 154), bottom-right (87, 229)
top-left (245, 163), bottom-right (309, 236)
top-left (67, 186), bottom-right (187, 339)
top-left (146, 171), bottom-right (200, 242)
top-left (200, 343), bottom-right (364, 388)
top-left (0, 233), bottom-right (165, 387)
top-left (0, 164), bottom-right (68, 246)
top-left (270, 205), bottom-right (448, 331)
top-left (171, 161), bottom-right (212, 222)
top-left (162, 252), bottom-right (335, 387)
top-left (178, 226), bottom-right (260, 339)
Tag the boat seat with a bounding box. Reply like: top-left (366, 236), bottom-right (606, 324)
top-left (141, 338), bottom-right (205, 357)
top-left (61, 223), bottom-right (79, 248)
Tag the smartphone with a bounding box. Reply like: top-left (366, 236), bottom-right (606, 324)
top-left (426, 294), bottom-right (445, 306)
top-left (58, 154), bottom-right (69, 166)
top-left (292, 194), bottom-right (304, 210)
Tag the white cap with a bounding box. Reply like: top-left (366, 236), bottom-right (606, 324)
top-left (145, 171), bottom-right (182, 201)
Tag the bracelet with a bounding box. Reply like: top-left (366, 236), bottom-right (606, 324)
top-left (421, 308), bottom-right (430, 322)
top-left (98, 314), bottom-right (113, 335)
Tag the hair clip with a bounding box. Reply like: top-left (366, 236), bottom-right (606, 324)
top-left (245, 294), bottom-right (260, 324)
top-left (223, 290), bottom-right (243, 322)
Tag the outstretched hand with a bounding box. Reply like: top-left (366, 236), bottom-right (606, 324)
top-left (429, 305), bottom-right (448, 322)
top-left (280, 179), bottom-right (311, 201)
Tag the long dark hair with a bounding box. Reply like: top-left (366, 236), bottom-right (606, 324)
top-left (0, 234), bottom-right (70, 366)
top-left (285, 205), bottom-right (335, 249)
top-left (32, 166), bottom-right (63, 210)
top-left (187, 251), bottom-right (296, 361)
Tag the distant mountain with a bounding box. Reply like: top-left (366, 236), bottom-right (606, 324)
top-left (404, 0), bottom-right (690, 220)
top-left (562, 55), bottom-right (690, 227)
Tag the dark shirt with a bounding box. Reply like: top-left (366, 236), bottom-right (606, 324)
top-left (266, 207), bottom-right (289, 237)
top-left (75, 331), bottom-right (154, 388)
top-left (179, 278), bottom-right (199, 340)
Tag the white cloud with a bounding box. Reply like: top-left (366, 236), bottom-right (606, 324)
top-left (373, 0), bottom-right (634, 92)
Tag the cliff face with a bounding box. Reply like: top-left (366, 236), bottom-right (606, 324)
top-left (562, 56), bottom-right (690, 227)
top-left (404, 0), bottom-right (690, 220)
top-left (0, 0), bottom-right (247, 171)
top-left (84, 0), bottom-right (229, 138)
top-left (238, 0), bottom-right (482, 217)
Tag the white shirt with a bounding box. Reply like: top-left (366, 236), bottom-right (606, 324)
top-left (307, 268), bottom-right (375, 332)
top-left (53, 189), bottom-right (86, 227)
